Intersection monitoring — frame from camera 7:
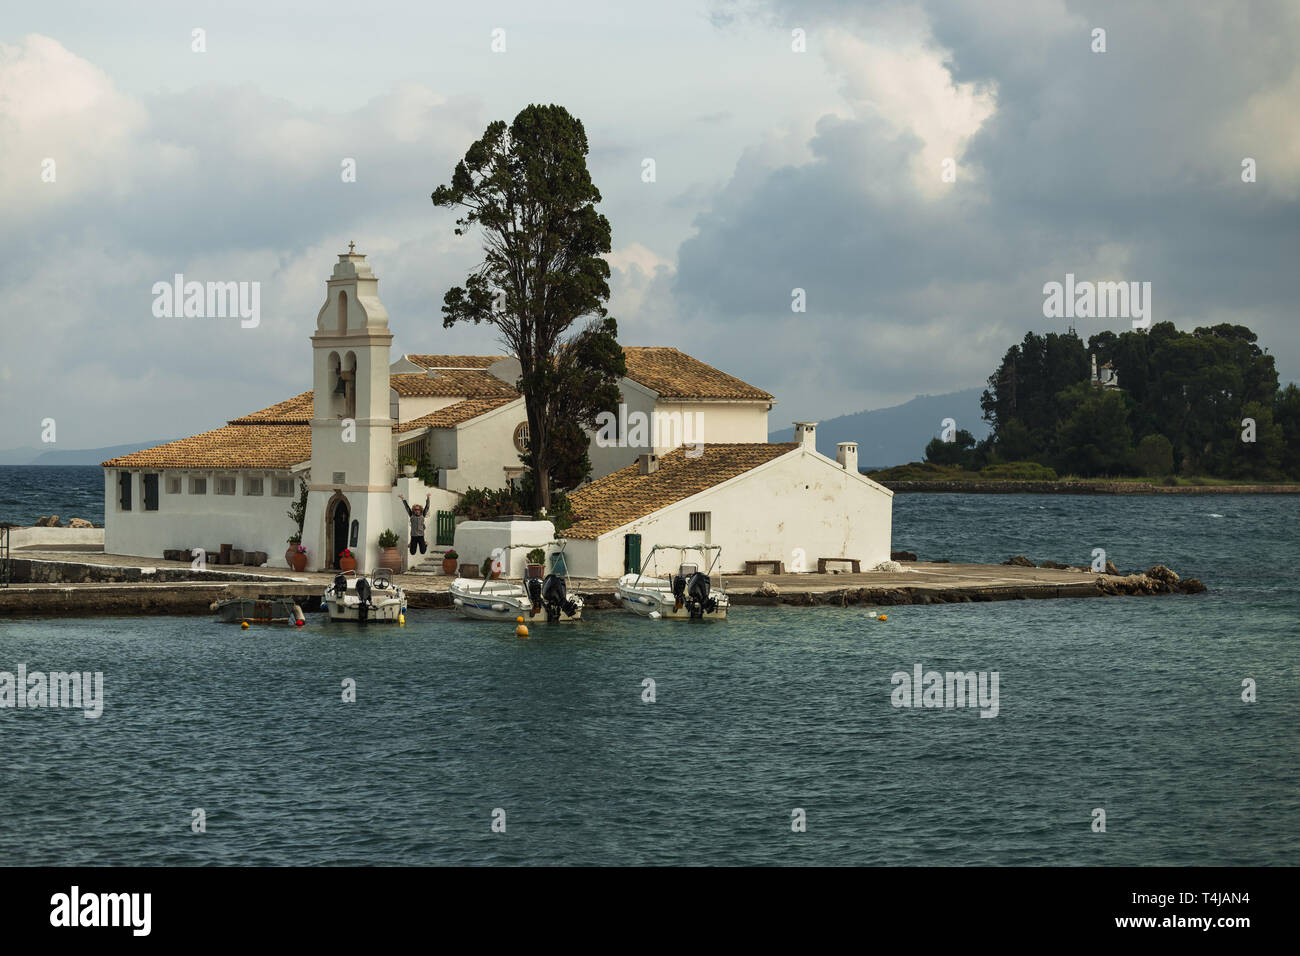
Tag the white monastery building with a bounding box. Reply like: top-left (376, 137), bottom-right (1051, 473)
top-left (102, 249), bottom-right (891, 577)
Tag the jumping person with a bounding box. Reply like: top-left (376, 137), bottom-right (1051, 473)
top-left (399, 493), bottom-right (431, 555)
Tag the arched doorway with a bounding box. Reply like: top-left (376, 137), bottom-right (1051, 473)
top-left (326, 493), bottom-right (351, 569)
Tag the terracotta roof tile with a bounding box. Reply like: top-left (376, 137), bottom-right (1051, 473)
top-left (102, 424), bottom-right (311, 469)
top-left (562, 442), bottom-right (796, 539)
top-left (395, 397), bottom-right (517, 433)
top-left (228, 390), bottom-right (314, 424)
top-left (622, 347), bottom-right (773, 401)
top-left (391, 370), bottom-right (518, 398)
top-left (405, 354), bottom-right (499, 369)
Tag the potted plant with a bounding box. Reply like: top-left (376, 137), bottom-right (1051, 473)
top-left (442, 548), bottom-right (459, 575)
top-left (481, 555), bottom-right (500, 580)
top-left (339, 547), bottom-right (357, 573)
top-left (290, 543), bottom-right (308, 573)
top-left (286, 533), bottom-right (302, 569)
top-left (400, 456), bottom-right (418, 478)
top-left (377, 529), bottom-right (401, 573)
top-left (526, 547), bottom-right (546, 578)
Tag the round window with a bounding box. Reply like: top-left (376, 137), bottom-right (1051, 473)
top-left (513, 422), bottom-right (530, 454)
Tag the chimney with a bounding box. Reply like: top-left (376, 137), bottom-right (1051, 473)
top-left (638, 453), bottom-right (658, 475)
top-left (836, 441), bottom-right (858, 473)
top-left (794, 422), bottom-right (817, 451)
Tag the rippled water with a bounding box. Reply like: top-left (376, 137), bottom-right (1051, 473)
top-left (1, 494), bottom-right (1297, 865)
top-left (0, 466), bottom-right (103, 526)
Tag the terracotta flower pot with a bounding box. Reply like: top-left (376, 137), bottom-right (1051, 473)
top-left (442, 556), bottom-right (458, 575)
top-left (285, 546), bottom-right (296, 567)
top-left (379, 547), bottom-right (402, 573)
top-left (290, 552), bottom-right (308, 573)
top-left (339, 555), bottom-right (357, 573)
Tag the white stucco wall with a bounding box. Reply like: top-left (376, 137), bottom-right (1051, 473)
top-left (438, 399), bottom-right (528, 493)
top-left (566, 447), bottom-right (893, 578)
top-left (585, 384), bottom-right (772, 481)
top-left (453, 519), bottom-right (558, 579)
top-left (103, 468), bottom-right (302, 564)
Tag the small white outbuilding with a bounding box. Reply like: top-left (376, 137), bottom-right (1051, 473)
top-left (560, 422), bottom-right (892, 578)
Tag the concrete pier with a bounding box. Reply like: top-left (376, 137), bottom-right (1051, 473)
top-left (0, 550), bottom-right (1205, 617)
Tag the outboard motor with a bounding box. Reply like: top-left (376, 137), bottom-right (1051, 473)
top-left (355, 576), bottom-right (372, 625)
top-left (685, 571), bottom-right (716, 619)
top-left (540, 573), bottom-right (578, 622)
top-left (672, 564), bottom-right (694, 612)
top-left (332, 574), bottom-right (348, 598)
top-left (526, 575), bottom-right (544, 613)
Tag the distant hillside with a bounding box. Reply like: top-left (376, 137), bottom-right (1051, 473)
top-left (17, 440), bottom-right (174, 466)
top-left (769, 389), bottom-right (990, 468)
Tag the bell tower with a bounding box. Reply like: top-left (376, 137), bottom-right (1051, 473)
top-left (303, 244), bottom-right (394, 572)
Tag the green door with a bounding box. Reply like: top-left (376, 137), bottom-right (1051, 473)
top-left (435, 511), bottom-right (456, 546)
top-left (623, 533), bottom-right (641, 575)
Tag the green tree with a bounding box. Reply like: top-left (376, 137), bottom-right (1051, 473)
top-left (1054, 383), bottom-right (1134, 476)
top-left (925, 429), bottom-right (977, 467)
top-left (1131, 433), bottom-right (1174, 477)
top-left (1275, 384), bottom-right (1300, 478)
top-left (432, 104), bottom-right (626, 508)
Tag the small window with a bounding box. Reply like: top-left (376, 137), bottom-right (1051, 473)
top-left (273, 478), bottom-right (295, 497)
top-left (332, 471), bottom-right (346, 484)
top-left (244, 477), bottom-right (264, 496)
top-left (189, 477), bottom-right (208, 495)
top-left (689, 511), bottom-right (709, 532)
top-left (118, 471), bottom-right (132, 511)
top-left (166, 476), bottom-right (182, 495)
top-left (513, 422), bottom-right (529, 454)
top-left (215, 477), bottom-right (236, 496)
top-left (143, 474), bottom-right (159, 512)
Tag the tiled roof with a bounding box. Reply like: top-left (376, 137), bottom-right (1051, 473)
top-left (405, 354), bottom-right (499, 369)
top-left (562, 442), bottom-right (797, 539)
top-left (622, 347), bottom-right (773, 401)
top-left (406, 348), bottom-right (771, 401)
top-left (228, 391), bottom-right (314, 424)
top-left (391, 370), bottom-right (518, 398)
top-left (102, 423), bottom-right (311, 469)
top-left (395, 397), bottom-right (518, 433)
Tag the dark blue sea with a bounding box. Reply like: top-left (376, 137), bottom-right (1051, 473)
top-left (0, 465), bottom-right (103, 525)
top-left (0, 484), bottom-right (1296, 865)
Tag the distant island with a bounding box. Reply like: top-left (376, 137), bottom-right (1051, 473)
top-left (868, 323), bottom-right (1299, 485)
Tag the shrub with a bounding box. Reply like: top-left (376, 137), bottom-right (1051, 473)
top-left (377, 529), bottom-right (399, 548)
top-left (979, 461), bottom-right (1059, 481)
top-left (526, 548), bottom-right (546, 565)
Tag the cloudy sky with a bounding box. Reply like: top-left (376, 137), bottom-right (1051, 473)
top-left (2, 0), bottom-right (1297, 450)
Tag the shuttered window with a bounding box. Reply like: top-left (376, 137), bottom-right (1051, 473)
top-left (689, 511), bottom-right (709, 532)
top-left (118, 472), bottom-right (132, 511)
top-left (143, 474), bottom-right (159, 511)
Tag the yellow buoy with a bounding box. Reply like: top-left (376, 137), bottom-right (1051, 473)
top-left (516, 624), bottom-right (529, 638)
top-left (241, 621), bottom-right (250, 629)
top-left (398, 613), bottom-right (405, 626)
top-left (877, 614), bottom-right (887, 622)
top-left (516, 616), bottom-right (524, 623)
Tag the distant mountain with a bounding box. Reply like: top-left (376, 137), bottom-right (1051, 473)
top-left (769, 389), bottom-right (990, 468)
top-left (4, 440), bottom-right (175, 466)
top-left (0, 446), bottom-right (44, 466)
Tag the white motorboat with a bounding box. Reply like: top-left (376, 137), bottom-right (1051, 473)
top-left (615, 544), bottom-right (730, 620)
top-left (448, 542), bottom-right (583, 622)
top-left (323, 568), bottom-right (407, 623)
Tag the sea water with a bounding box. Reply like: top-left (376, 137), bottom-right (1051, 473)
top-left (0, 492), bottom-right (1295, 865)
